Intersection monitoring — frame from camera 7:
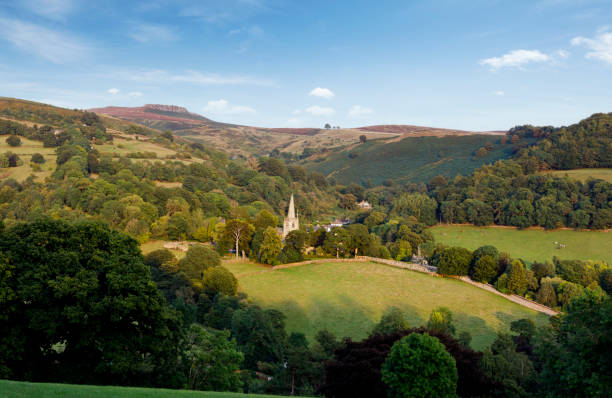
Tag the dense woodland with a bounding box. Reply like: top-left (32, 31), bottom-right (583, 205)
top-left (0, 100), bottom-right (611, 396)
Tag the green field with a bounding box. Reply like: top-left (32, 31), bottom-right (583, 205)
top-left (223, 261), bottom-right (549, 349)
top-left (430, 225), bottom-right (611, 264)
top-left (544, 168), bottom-right (612, 183)
top-left (305, 134), bottom-right (523, 184)
top-left (0, 136), bottom-right (57, 181)
top-left (0, 380), bottom-right (293, 398)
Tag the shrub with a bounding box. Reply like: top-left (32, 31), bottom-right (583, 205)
top-left (30, 153), bottom-right (45, 164)
top-left (6, 135), bottom-right (21, 147)
top-left (381, 333), bottom-right (458, 398)
top-left (178, 245), bottom-right (221, 280)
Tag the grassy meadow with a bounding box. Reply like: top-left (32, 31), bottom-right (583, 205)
top-left (430, 225), bottom-right (611, 264)
top-left (224, 260), bottom-right (549, 349)
top-left (543, 168), bottom-right (612, 183)
top-left (0, 136), bottom-right (56, 181)
top-left (0, 380), bottom-right (294, 398)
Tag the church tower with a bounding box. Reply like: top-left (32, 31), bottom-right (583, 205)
top-left (282, 194), bottom-right (299, 239)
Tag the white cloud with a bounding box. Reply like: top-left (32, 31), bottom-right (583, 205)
top-left (291, 109), bottom-right (302, 115)
top-left (128, 91), bottom-right (143, 97)
top-left (480, 49), bottom-right (550, 70)
top-left (494, 90), bottom-right (505, 96)
top-left (556, 49), bottom-right (570, 58)
top-left (107, 88), bottom-right (120, 95)
top-left (203, 99), bottom-right (256, 115)
top-left (0, 18), bottom-right (88, 63)
top-left (305, 105), bottom-right (335, 116)
top-left (129, 24), bottom-right (178, 43)
top-left (348, 105), bottom-right (373, 118)
top-left (21, 0), bottom-right (75, 20)
top-left (571, 30), bottom-right (612, 64)
top-left (309, 87), bottom-right (335, 99)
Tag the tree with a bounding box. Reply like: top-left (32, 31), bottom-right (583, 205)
top-left (434, 247), bottom-right (473, 276)
top-left (471, 255), bottom-right (498, 283)
top-left (145, 249), bottom-right (178, 272)
top-left (202, 266), bottom-right (238, 296)
top-left (427, 307), bottom-right (456, 336)
top-left (359, 134), bottom-right (367, 144)
top-left (557, 281), bottom-right (584, 308)
top-left (535, 289), bottom-right (612, 397)
top-left (324, 123), bottom-right (331, 129)
top-left (253, 209), bottom-right (278, 231)
top-left (30, 153), bottom-right (45, 164)
top-left (536, 281), bottom-right (557, 307)
top-left (371, 307), bottom-right (410, 336)
top-left (223, 219), bottom-right (255, 259)
top-left (0, 219), bottom-right (183, 386)
top-left (178, 245), bottom-right (221, 280)
top-left (184, 324), bottom-right (243, 391)
top-left (506, 260), bottom-right (528, 295)
top-left (6, 135), bottom-right (21, 147)
top-left (259, 226), bottom-right (282, 265)
top-left (381, 333), bottom-right (458, 398)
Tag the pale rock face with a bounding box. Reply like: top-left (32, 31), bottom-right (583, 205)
top-left (282, 194), bottom-right (299, 238)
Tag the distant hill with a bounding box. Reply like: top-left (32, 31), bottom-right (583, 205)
top-left (89, 104), bottom-right (224, 131)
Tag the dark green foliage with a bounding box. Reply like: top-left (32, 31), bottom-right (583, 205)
top-left (535, 289), bottom-right (612, 397)
top-left (382, 333), bottom-right (458, 398)
top-left (434, 246), bottom-right (473, 276)
top-left (531, 261), bottom-right (555, 281)
top-left (471, 255), bottom-right (498, 283)
top-left (184, 324), bottom-right (243, 391)
top-left (6, 135), bottom-right (21, 147)
top-left (371, 307), bottom-right (410, 336)
top-left (30, 153), bottom-right (45, 164)
top-left (481, 333), bottom-right (536, 397)
top-left (555, 259), bottom-right (601, 287)
top-left (557, 281), bottom-right (584, 308)
top-left (536, 282), bottom-right (557, 307)
top-left (323, 328), bottom-right (490, 398)
top-left (599, 268), bottom-right (612, 294)
top-left (0, 219), bottom-right (183, 387)
top-left (178, 245), bottom-right (220, 280)
top-left (231, 306), bottom-right (286, 369)
top-left (202, 266), bottom-right (238, 296)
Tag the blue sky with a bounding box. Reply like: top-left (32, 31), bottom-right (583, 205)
top-left (1, 0), bottom-right (611, 130)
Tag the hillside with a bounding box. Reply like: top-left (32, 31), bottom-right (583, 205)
top-left (224, 260), bottom-right (548, 349)
top-left (303, 134), bottom-right (519, 185)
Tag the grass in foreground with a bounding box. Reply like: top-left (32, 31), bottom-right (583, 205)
top-left (224, 261), bottom-right (549, 349)
top-left (430, 225), bottom-right (611, 264)
top-left (0, 380), bottom-right (294, 398)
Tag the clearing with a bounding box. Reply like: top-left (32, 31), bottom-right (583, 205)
top-left (223, 260), bottom-right (549, 349)
top-left (543, 168), bottom-right (612, 184)
top-left (430, 225), bottom-right (611, 264)
top-left (0, 136), bottom-right (56, 181)
top-left (0, 380), bottom-right (293, 398)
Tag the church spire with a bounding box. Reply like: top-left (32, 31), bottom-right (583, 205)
top-left (287, 194), bottom-right (296, 219)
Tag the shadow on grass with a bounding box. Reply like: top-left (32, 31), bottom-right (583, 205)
top-left (272, 296), bottom-right (425, 342)
top-left (454, 312), bottom-right (498, 350)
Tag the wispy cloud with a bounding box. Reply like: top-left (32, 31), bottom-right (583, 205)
top-left (571, 29), bottom-right (612, 65)
top-left (128, 91), bottom-right (143, 97)
top-left (20, 0), bottom-right (75, 20)
top-left (480, 49), bottom-right (550, 71)
top-left (203, 99), bottom-right (256, 115)
top-left (122, 69), bottom-right (274, 86)
top-left (0, 18), bottom-right (88, 63)
top-left (129, 23), bottom-right (178, 43)
top-left (107, 88), bottom-right (120, 95)
top-left (179, 0), bottom-right (268, 23)
top-left (305, 105), bottom-right (335, 116)
top-left (309, 87), bottom-right (335, 99)
top-left (348, 105), bottom-right (373, 118)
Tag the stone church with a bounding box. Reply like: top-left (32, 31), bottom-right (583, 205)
top-left (282, 194), bottom-right (299, 238)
